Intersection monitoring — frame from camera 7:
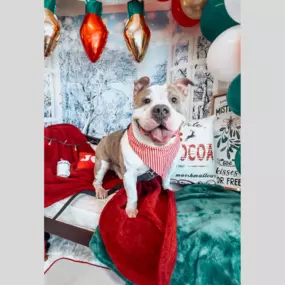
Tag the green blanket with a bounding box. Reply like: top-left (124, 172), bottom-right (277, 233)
top-left (90, 184), bottom-right (240, 285)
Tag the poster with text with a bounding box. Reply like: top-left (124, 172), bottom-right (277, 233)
top-left (212, 95), bottom-right (241, 190)
top-left (171, 116), bottom-right (217, 185)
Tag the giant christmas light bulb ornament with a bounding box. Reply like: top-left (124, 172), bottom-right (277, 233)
top-left (44, 0), bottom-right (60, 57)
top-left (124, 0), bottom-right (151, 63)
top-left (80, 0), bottom-right (109, 63)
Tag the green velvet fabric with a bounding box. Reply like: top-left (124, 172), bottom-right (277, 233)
top-left (90, 184), bottom-right (240, 285)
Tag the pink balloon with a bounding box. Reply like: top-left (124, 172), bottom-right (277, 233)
top-left (207, 25), bottom-right (241, 82)
top-left (237, 35), bottom-right (241, 67)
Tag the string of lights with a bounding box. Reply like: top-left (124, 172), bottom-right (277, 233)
top-left (44, 136), bottom-right (92, 151)
top-left (44, 136), bottom-right (90, 146)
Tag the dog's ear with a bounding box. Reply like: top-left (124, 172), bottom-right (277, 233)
top-left (134, 77), bottom-right (150, 95)
top-left (175, 77), bottom-right (194, 96)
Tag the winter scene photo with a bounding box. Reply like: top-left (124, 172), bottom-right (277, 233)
top-left (44, 10), bottom-right (217, 138)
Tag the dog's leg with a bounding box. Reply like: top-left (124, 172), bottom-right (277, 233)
top-left (123, 170), bottom-right (139, 218)
top-left (162, 153), bottom-right (181, 190)
top-left (93, 160), bottom-right (110, 199)
top-left (111, 164), bottom-right (123, 180)
top-left (162, 166), bottom-right (174, 190)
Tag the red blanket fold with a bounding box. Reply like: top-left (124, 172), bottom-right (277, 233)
top-left (99, 177), bottom-right (177, 285)
top-left (44, 124), bottom-right (122, 207)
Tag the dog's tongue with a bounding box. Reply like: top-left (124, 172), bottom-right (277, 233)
top-left (150, 127), bottom-right (174, 143)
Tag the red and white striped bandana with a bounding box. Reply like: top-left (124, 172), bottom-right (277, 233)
top-left (128, 125), bottom-right (181, 178)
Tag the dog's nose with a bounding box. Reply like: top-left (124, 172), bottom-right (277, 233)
top-left (152, 104), bottom-right (170, 121)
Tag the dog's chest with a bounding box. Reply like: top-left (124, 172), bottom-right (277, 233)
top-left (121, 132), bottom-right (150, 175)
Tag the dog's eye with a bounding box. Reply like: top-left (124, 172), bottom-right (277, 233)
top-left (143, 98), bottom-right (151, 104)
top-left (171, 97), bottom-right (178, 103)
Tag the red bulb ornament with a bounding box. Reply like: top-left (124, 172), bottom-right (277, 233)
top-left (80, 1), bottom-right (108, 63)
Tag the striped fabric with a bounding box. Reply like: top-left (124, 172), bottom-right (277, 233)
top-left (128, 125), bottom-right (181, 178)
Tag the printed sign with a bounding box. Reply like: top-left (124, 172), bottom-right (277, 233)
top-left (211, 94), bottom-right (241, 191)
top-left (77, 152), bottom-right (96, 169)
top-left (171, 116), bottom-right (217, 185)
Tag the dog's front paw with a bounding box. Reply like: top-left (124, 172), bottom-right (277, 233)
top-left (94, 185), bottom-right (107, 199)
top-left (126, 202), bottom-right (138, 218)
top-left (126, 208), bottom-right (138, 218)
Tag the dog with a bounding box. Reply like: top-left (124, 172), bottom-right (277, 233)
top-left (93, 76), bottom-right (193, 218)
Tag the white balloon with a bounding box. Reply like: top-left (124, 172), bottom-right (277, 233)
top-left (225, 0), bottom-right (241, 23)
top-left (207, 25), bottom-right (241, 83)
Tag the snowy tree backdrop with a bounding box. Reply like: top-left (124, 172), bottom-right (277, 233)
top-left (44, 10), bottom-right (217, 138)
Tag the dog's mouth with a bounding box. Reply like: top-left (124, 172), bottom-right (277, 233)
top-left (136, 121), bottom-right (177, 144)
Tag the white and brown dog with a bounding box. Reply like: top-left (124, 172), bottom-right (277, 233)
top-left (93, 76), bottom-right (193, 218)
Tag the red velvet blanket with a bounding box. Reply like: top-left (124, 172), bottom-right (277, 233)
top-left (99, 177), bottom-right (177, 285)
top-left (44, 124), bottom-right (122, 207)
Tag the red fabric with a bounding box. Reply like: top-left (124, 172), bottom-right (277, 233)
top-left (99, 177), bottom-right (177, 285)
top-left (128, 125), bottom-right (181, 178)
top-left (44, 124), bottom-right (122, 207)
top-left (77, 152), bottom-right (95, 169)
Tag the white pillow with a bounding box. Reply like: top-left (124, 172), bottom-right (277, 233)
top-left (171, 116), bottom-right (217, 185)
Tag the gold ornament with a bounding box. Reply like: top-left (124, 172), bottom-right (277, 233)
top-left (44, 8), bottom-right (61, 57)
top-left (124, 1), bottom-right (151, 63)
top-left (180, 0), bottom-right (208, 20)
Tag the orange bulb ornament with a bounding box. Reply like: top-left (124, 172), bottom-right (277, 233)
top-left (44, 0), bottom-right (60, 57)
top-left (80, 0), bottom-right (108, 63)
top-left (124, 0), bottom-right (151, 63)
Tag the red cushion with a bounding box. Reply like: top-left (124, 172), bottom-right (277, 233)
top-left (77, 152), bottom-right (96, 169)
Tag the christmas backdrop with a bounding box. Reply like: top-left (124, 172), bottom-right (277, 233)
top-left (44, 10), bottom-right (223, 138)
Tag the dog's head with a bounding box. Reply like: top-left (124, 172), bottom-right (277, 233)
top-left (132, 76), bottom-right (194, 145)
